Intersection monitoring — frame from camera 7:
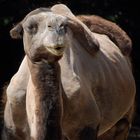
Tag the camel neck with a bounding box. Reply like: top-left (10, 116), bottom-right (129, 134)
top-left (28, 59), bottom-right (63, 140)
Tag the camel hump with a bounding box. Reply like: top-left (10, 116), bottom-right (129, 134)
top-left (77, 15), bottom-right (132, 56)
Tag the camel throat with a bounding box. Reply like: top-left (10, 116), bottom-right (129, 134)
top-left (29, 62), bottom-right (63, 140)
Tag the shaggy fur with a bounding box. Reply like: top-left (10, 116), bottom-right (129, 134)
top-left (27, 59), bottom-right (63, 140)
top-left (77, 15), bottom-right (132, 56)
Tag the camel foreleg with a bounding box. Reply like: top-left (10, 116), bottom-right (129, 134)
top-left (3, 56), bottom-right (30, 140)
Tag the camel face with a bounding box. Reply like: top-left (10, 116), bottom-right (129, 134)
top-left (22, 12), bottom-right (68, 63)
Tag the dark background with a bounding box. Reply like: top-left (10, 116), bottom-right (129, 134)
top-left (0, 0), bottom-right (140, 138)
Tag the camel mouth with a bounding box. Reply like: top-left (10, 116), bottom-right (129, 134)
top-left (46, 45), bottom-right (65, 56)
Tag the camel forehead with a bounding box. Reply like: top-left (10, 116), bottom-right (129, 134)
top-left (24, 12), bottom-right (67, 25)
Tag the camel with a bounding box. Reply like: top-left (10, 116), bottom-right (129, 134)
top-left (1, 4), bottom-right (136, 140)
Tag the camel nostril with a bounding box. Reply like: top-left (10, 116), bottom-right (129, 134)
top-left (48, 25), bottom-right (52, 28)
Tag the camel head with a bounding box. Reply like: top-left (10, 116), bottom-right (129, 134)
top-left (10, 4), bottom-right (100, 63)
top-left (10, 8), bottom-right (68, 63)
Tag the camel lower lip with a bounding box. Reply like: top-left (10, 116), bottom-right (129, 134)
top-left (47, 47), bottom-right (65, 56)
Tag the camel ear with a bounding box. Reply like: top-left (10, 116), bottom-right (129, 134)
top-left (10, 23), bottom-right (23, 39)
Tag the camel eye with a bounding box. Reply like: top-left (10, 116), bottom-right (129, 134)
top-left (60, 24), bottom-right (64, 28)
top-left (59, 23), bottom-right (67, 34)
top-left (26, 22), bottom-right (38, 34)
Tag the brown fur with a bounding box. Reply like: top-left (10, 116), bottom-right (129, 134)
top-left (77, 15), bottom-right (132, 56)
top-left (27, 59), bottom-right (63, 140)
